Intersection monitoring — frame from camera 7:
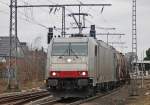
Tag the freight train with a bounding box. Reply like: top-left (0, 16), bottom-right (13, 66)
top-left (45, 26), bottom-right (130, 98)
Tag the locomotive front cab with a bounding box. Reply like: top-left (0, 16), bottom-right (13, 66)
top-left (46, 37), bottom-right (91, 97)
top-left (50, 42), bottom-right (88, 77)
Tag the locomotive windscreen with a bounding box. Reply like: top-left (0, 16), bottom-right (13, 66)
top-left (52, 42), bottom-right (88, 56)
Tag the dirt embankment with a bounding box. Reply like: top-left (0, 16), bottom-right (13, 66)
top-left (0, 80), bottom-right (44, 93)
top-left (81, 79), bottom-right (150, 105)
top-left (126, 79), bottom-right (150, 105)
top-left (0, 80), bottom-right (7, 93)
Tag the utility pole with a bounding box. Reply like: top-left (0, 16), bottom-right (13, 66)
top-left (130, 0), bottom-right (138, 96)
top-left (8, 0), bottom-right (19, 90)
top-left (62, 6), bottom-right (66, 37)
top-left (141, 62), bottom-right (144, 88)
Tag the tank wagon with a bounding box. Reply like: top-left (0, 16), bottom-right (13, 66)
top-left (45, 26), bottom-right (129, 98)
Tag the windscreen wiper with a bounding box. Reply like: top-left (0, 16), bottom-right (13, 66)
top-left (70, 48), bottom-right (79, 58)
top-left (58, 45), bottom-right (70, 58)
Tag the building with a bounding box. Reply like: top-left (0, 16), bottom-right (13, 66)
top-left (0, 36), bottom-right (26, 78)
top-left (125, 52), bottom-right (138, 73)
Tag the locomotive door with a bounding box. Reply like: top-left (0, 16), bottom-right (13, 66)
top-left (95, 45), bottom-right (99, 82)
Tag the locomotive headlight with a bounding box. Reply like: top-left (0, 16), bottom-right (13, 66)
top-left (81, 72), bottom-right (86, 76)
top-left (67, 58), bottom-right (72, 63)
top-left (52, 72), bottom-right (56, 76)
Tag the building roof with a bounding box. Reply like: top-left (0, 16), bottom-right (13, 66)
top-left (0, 36), bottom-right (27, 57)
top-left (0, 37), bottom-right (12, 57)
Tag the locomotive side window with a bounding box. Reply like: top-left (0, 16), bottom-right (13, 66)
top-left (95, 45), bottom-right (97, 56)
top-left (52, 42), bottom-right (88, 56)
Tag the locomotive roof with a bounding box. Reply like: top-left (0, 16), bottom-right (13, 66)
top-left (53, 37), bottom-right (89, 43)
top-left (52, 37), bottom-right (116, 50)
top-left (97, 40), bottom-right (116, 50)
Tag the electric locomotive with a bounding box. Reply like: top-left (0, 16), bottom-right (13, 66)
top-left (45, 26), bottom-right (129, 98)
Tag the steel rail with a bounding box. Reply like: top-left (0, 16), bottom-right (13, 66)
top-left (32, 86), bottom-right (124, 105)
top-left (66, 86), bottom-right (124, 105)
top-left (27, 96), bottom-right (61, 105)
top-left (10, 92), bottom-right (50, 105)
top-left (38, 98), bottom-right (61, 105)
top-left (0, 90), bottom-right (49, 104)
top-left (0, 90), bottom-right (47, 100)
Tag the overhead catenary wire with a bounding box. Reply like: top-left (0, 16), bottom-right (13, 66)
top-left (23, 0), bottom-right (50, 13)
top-left (45, 0), bottom-right (123, 40)
top-left (46, 0), bottom-right (113, 31)
top-left (0, 9), bottom-right (48, 29)
top-left (2, 0), bottom-right (124, 43)
top-left (20, 0), bottom-right (49, 29)
top-left (0, 0), bottom-right (48, 29)
top-left (75, 0), bottom-right (107, 22)
top-left (1, 0), bottom-right (118, 32)
top-left (0, 1), bottom-right (9, 6)
top-left (22, 0), bottom-right (70, 33)
top-left (75, 0), bottom-right (125, 45)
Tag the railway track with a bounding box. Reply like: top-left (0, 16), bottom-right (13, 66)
top-left (0, 90), bottom-right (50, 105)
top-left (27, 96), bottom-right (61, 105)
top-left (28, 97), bottom-right (80, 105)
top-left (67, 86), bottom-right (124, 105)
top-left (28, 86), bottom-right (124, 105)
top-left (36, 98), bottom-right (61, 105)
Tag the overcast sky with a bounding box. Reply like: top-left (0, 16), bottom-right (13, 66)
top-left (0, 0), bottom-right (150, 59)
